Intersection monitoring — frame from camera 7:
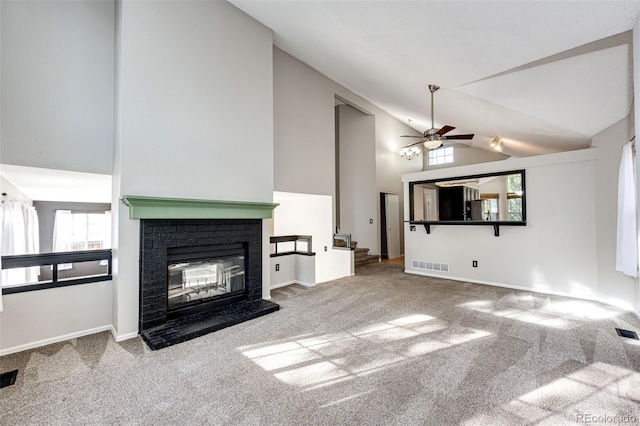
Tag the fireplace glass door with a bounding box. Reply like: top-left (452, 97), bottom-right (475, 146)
top-left (168, 255), bottom-right (245, 309)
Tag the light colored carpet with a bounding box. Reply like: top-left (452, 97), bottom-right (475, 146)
top-left (2, 263), bottom-right (640, 425)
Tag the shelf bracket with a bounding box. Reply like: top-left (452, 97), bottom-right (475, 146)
top-left (493, 224), bottom-right (500, 237)
top-left (423, 223), bottom-right (431, 234)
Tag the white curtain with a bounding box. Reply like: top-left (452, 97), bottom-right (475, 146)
top-left (53, 210), bottom-right (73, 270)
top-left (24, 206), bottom-right (40, 282)
top-left (0, 198), bottom-right (40, 311)
top-left (3, 200), bottom-right (27, 286)
top-left (616, 142), bottom-right (638, 277)
top-left (0, 199), bottom-right (7, 312)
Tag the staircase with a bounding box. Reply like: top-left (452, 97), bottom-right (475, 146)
top-left (354, 246), bottom-right (380, 268)
top-left (334, 237), bottom-right (380, 269)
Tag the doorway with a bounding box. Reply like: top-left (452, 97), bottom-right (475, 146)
top-left (380, 192), bottom-right (401, 259)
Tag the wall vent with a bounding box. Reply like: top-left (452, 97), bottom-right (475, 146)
top-left (0, 370), bottom-right (18, 388)
top-left (411, 260), bottom-right (449, 274)
top-left (616, 328), bottom-right (639, 340)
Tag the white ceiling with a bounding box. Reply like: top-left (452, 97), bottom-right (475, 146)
top-left (231, 0), bottom-right (640, 157)
top-left (1, 164), bottom-right (112, 203)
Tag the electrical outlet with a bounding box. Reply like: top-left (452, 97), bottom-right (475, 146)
top-left (275, 264), bottom-right (280, 271)
top-left (369, 218), bottom-right (373, 224)
top-left (472, 260), bottom-right (478, 268)
top-left (410, 225), bottom-right (416, 231)
top-left (324, 246), bottom-right (327, 252)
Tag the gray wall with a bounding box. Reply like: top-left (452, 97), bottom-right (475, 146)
top-left (1, 0), bottom-right (114, 174)
top-left (273, 48), bottom-right (423, 257)
top-left (336, 104), bottom-right (378, 252)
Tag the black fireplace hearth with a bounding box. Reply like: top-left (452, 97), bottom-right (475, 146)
top-left (138, 218), bottom-right (279, 350)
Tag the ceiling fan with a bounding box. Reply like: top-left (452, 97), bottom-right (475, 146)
top-left (401, 84), bottom-right (474, 150)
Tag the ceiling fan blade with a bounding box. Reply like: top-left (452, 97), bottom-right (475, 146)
top-left (442, 134), bottom-right (474, 140)
top-left (401, 135), bottom-right (424, 138)
top-left (401, 140), bottom-right (426, 148)
top-left (437, 125), bottom-right (455, 136)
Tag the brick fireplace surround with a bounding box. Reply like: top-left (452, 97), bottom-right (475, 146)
top-left (121, 196), bottom-right (280, 350)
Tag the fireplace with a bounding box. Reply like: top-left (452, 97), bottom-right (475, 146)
top-left (167, 243), bottom-right (246, 314)
top-left (138, 218), bottom-right (279, 349)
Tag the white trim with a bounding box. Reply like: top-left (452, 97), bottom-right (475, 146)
top-left (110, 326), bottom-right (138, 343)
top-left (405, 269), bottom-right (640, 316)
top-left (271, 280), bottom-right (297, 290)
top-left (271, 280), bottom-right (317, 290)
top-left (0, 325), bottom-right (112, 356)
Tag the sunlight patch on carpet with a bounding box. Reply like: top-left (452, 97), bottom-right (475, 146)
top-left (238, 313), bottom-right (493, 389)
top-left (463, 362), bottom-right (640, 425)
top-left (458, 300), bottom-right (584, 330)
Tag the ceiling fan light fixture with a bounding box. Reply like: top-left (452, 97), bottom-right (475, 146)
top-left (491, 137), bottom-right (503, 152)
top-left (399, 145), bottom-right (421, 160)
top-left (423, 140), bottom-right (442, 150)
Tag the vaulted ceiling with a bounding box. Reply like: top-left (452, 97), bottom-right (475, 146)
top-left (231, 1), bottom-right (640, 157)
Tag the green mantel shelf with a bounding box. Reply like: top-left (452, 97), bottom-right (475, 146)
top-left (121, 195), bottom-right (279, 220)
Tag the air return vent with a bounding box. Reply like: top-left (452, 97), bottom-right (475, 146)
top-left (411, 260), bottom-right (449, 274)
top-left (615, 328), bottom-right (639, 340)
top-left (0, 370), bottom-right (18, 388)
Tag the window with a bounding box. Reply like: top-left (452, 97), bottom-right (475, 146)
top-left (3, 210), bottom-right (113, 293)
top-left (507, 174), bottom-right (523, 221)
top-left (70, 213), bottom-right (111, 251)
top-left (428, 147), bottom-right (454, 165)
top-left (53, 211), bottom-right (111, 253)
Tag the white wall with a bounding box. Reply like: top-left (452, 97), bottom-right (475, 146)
top-left (0, 281), bottom-right (113, 355)
top-left (423, 145), bottom-right (508, 171)
top-left (273, 192), bottom-right (353, 286)
top-left (273, 48), bottom-right (422, 257)
top-left (270, 255), bottom-right (297, 289)
top-left (402, 149), bottom-right (634, 308)
top-left (0, 175), bottom-right (32, 205)
top-left (1, 0), bottom-right (114, 174)
top-left (269, 255), bottom-right (317, 289)
top-left (592, 117), bottom-right (637, 309)
top-left (111, 1), bottom-right (274, 338)
top-left (337, 104), bottom-right (378, 252)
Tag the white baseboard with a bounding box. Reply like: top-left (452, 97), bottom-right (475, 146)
top-left (271, 280), bottom-right (316, 290)
top-left (110, 326), bottom-right (139, 343)
top-left (271, 280), bottom-right (297, 290)
top-left (0, 325), bottom-right (112, 357)
top-left (405, 269), bottom-right (640, 317)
